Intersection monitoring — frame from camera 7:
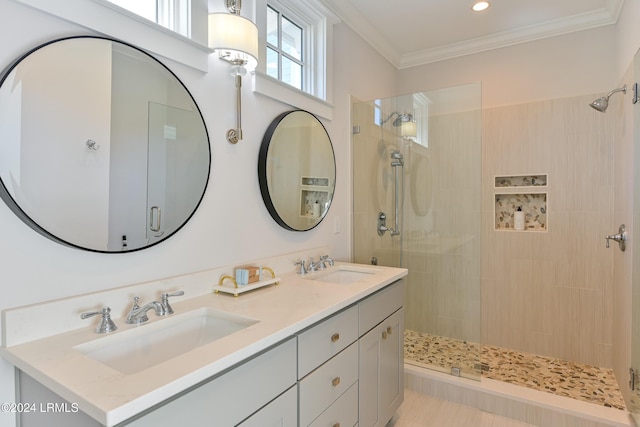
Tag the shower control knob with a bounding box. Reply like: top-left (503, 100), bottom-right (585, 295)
top-left (605, 224), bottom-right (627, 251)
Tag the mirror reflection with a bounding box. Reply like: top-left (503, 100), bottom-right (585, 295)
top-left (0, 37), bottom-right (210, 252)
top-left (258, 110), bottom-right (335, 231)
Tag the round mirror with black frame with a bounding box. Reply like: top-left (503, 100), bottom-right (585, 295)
top-left (0, 36), bottom-right (211, 252)
top-left (258, 110), bottom-right (335, 231)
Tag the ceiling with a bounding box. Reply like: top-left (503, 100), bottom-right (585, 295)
top-left (318, 0), bottom-right (625, 69)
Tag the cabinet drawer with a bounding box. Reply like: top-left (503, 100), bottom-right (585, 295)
top-left (309, 381), bottom-right (358, 427)
top-left (359, 279), bottom-right (404, 336)
top-left (124, 337), bottom-right (296, 427)
top-left (298, 305), bottom-right (358, 378)
top-left (299, 342), bottom-right (358, 426)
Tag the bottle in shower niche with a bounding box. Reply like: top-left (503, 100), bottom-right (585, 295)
top-left (312, 200), bottom-right (321, 218)
top-left (514, 206), bottom-right (525, 231)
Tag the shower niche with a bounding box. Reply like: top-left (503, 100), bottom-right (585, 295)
top-left (300, 176), bottom-right (330, 219)
top-left (494, 174), bottom-right (547, 232)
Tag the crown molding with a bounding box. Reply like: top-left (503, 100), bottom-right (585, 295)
top-left (399, 3), bottom-right (624, 69)
top-left (319, 0), bottom-right (624, 70)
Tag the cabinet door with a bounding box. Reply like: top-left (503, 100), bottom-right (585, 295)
top-left (379, 308), bottom-right (404, 425)
top-left (358, 308), bottom-right (404, 427)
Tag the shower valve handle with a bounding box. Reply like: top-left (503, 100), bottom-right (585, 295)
top-left (605, 224), bottom-right (626, 251)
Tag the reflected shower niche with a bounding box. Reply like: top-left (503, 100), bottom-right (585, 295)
top-left (494, 174), bottom-right (548, 232)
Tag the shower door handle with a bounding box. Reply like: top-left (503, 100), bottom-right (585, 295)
top-left (150, 206), bottom-right (162, 232)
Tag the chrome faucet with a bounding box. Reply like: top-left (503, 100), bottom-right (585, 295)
top-left (125, 297), bottom-right (163, 325)
top-left (320, 255), bottom-right (335, 267)
top-left (308, 255), bottom-right (335, 272)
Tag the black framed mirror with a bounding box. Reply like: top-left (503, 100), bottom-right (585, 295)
top-left (0, 36), bottom-right (211, 252)
top-left (258, 110), bottom-right (336, 231)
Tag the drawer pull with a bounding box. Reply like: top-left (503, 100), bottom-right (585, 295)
top-left (387, 326), bottom-right (392, 335)
top-left (382, 331), bottom-right (387, 340)
top-left (333, 424), bottom-right (340, 427)
top-left (332, 376), bottom-right (341, 387)
top-left (331, 332), bottom-right (340, 343)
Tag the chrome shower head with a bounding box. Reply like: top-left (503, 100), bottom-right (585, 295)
top-left (590, 85), bottom-right (627, 112)
top-left (392, 113), bottom-right (413, 127)
top-left (381, 111), bottom-right (413, 126)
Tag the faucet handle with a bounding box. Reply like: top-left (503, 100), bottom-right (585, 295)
top-left (294, 259), bottom-right (307, 275)
top-left (81, 306), bottom-right (118, 334)
top-left (161, 291), bottom-right (184, 315)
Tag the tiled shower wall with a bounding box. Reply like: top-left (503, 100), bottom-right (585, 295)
top-left (482, 94), bottom-right (617, 368)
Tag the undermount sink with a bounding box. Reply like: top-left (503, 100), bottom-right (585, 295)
top-left (75, 308), bottom-right (259, 374)
top-left (304, 265), bottom-right (381, 284)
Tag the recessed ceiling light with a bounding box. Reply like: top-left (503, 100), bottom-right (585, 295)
top-left (472, 1), bottom-right (490, 12)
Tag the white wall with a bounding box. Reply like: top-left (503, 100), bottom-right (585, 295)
top-left (0, 3), bottom-right (398, 427)
top-left (397, 24), bottom-right (620, 108)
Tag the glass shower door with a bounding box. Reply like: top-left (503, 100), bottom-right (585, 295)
top-left (352, 83), bottom-right (482, 379)
top-left (147, 102), bottom-right (209, 244)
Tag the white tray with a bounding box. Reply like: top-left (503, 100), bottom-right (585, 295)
top-left (213, 277), bottom-right (281, 297)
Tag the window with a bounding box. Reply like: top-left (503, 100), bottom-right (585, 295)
top-left (374, 99), bottom-right (383, 127)
top-left (413, 93), bottom-right (430, 147)
top-left (266, 5), bottom-right (304, 91)
top-left (255, 0), bottom-right (338, 119)
top-left (16, 0), bottom-right (209, 71)
top-left (107, 0), bottom-right (192, 38)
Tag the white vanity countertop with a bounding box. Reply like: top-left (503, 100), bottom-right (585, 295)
top-left (1, 262), bottom-right (407, 426)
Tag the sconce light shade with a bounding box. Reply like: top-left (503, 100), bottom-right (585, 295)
top-left (401, 120), bottom-right (417, 138)
top-left (208, 13), bottom-right (259, 70)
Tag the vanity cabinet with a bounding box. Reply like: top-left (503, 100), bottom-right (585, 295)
top-left (13, 278), bottom-right (405, 427)
top-left (297, 279), bottom-right (405, 427)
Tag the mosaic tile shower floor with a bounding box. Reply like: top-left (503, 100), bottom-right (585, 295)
top-left (404, 329), bottom-right (626, 411)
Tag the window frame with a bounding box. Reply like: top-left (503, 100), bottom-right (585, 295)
top-left (254, 0), bottom-right (337, 119)
top-left (14, 0), bottom-right (209, 71)
top-left (266, 5), bottom-right (305, 91)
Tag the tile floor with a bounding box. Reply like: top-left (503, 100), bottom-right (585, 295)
top-left (404, 329), bottom-right (626, 411)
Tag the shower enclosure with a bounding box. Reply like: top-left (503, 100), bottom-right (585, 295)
top-left (352, 83), bottom-right (482, 379)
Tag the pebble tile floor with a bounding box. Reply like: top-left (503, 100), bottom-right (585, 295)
top-left (404, 329), bottom-right (626, 411)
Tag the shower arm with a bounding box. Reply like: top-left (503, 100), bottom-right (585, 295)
top-left (380, 112), bottom-right (400, 126)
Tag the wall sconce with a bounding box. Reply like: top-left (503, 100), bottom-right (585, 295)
top-left (208, 0), bottom-right (259, 144)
